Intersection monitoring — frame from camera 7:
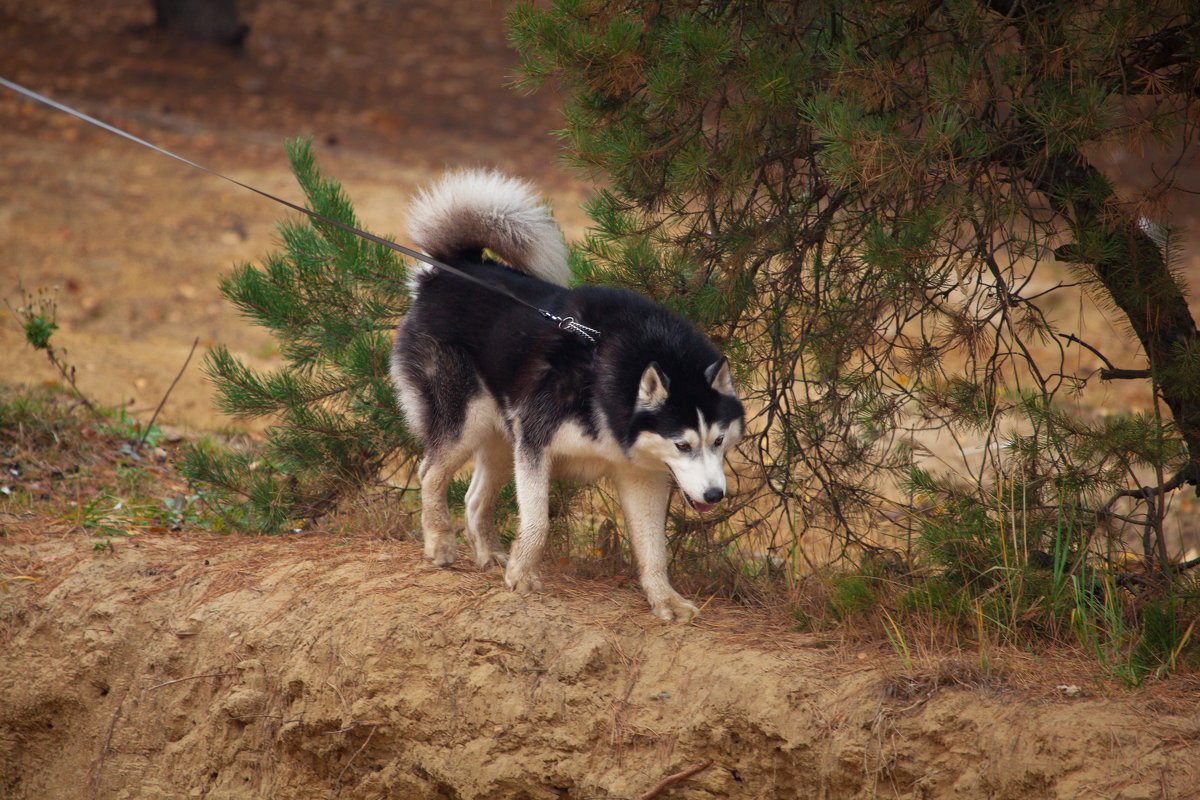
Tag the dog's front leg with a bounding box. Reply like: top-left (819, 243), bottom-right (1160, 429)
top-left (504, 449), bottom-right (549, 594)
top-left (615, 470), bottom-right (699, 622)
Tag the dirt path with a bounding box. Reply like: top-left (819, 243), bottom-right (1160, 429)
top-left (3, 526), bottom-right (1198, 799)
top-left (1, 0), bottom-right (591, 430)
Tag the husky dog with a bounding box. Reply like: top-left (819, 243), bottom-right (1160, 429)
top-left (391, 170), bottom-right (744, 621)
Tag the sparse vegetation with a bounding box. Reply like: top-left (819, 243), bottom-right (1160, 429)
top-left (0, 382), bottom-right (214, 549)
top-left (6, 286), bottom-right (102, 420)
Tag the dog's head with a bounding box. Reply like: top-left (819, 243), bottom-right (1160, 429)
top-left (628, 357), bottom-right (745, 512)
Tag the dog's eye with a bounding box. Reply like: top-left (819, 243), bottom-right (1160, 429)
top-left (714, 436), bottom-right (724, 447)
top-left (675, 442), bottom-right (692, 453)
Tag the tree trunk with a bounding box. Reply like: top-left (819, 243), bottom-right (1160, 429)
top-left (1044, 157), bottom-right (1200, 493)
top-left (153, 0), bottom-right (248, 48)
top-left (985, 0), bottom-right (1200, 493)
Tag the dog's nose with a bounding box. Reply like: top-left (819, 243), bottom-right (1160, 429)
top-left (703, 488), bottom-right (724, 504)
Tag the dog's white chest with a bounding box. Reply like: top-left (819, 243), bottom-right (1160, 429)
top-left (546, 421), bottom-right (627, 480)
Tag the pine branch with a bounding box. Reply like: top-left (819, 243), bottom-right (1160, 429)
top-left (182, 139), bottom-right (413, 531)
top-left (1099, 368), bottom-right (1152, 381)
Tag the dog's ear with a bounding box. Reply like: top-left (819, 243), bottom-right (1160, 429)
top-left (636, 362), bottom-right (670, 411)
top-left (706, 357), bottom-right (736, 397)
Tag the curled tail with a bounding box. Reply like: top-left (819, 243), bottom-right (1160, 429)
top-left (406, 169), bottom-right (570, 286)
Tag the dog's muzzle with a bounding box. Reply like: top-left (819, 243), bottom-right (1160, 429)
top-left (683, 488), bottom-right (724, 513)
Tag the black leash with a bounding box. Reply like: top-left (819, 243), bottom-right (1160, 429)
top-left (0, 77), bottom-right (600, 346)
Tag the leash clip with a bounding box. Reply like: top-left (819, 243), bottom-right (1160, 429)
top-left (542, 312), bottom-right (601, 345)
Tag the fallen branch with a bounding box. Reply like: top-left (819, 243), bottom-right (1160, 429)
top-left (639, 759), bottom-right (715, 800)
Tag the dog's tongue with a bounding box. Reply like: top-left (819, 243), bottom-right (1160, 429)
top-left (689, 497), bottom-right (716, 513)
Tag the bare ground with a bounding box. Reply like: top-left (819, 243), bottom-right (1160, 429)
top-left (4, 521), bottom-right (1200, 799)
top-left (0, 0), bottom-right (592, 430)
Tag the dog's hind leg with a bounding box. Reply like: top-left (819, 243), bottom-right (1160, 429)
top-left (614, 470), bottom-right (699, 623)
top-left (419, 442), bottom-right (472, 567)
top-left (504, 449), bottom-right (550, 594)
top-left (465, 433), bottom-right (512, 569)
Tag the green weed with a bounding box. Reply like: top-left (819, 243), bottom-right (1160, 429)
top-left (828, 573), bottom-right (878, 621)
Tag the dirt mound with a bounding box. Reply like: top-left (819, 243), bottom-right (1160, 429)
top-left (3, 526), bottom-right (1197, 799)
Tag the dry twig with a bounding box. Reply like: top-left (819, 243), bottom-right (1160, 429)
top-left (87, 682), bottom-right (131, 794)
top-left (146, 671), bottom-right (237, 691)
top-left (140, 335), bottom-right (199, 447)
top-left (638, 759), bottom-right (715, 800)
top-left (335, 724), bottom-right (378, 788)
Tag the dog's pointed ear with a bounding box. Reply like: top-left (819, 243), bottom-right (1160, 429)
top-left (706, 357), bottom-right (736, 397)
top-left (636, 362), bottom-right (670, 411)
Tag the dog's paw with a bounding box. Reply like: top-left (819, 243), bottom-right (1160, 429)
top-left (649, 592), bottom-right (700, 623)
top-left (504, 563), bottom-right (544, 594)
top-left (423, 534), bottom-right (457, 567)
top-left (474, 549), bottom-right (508, 570)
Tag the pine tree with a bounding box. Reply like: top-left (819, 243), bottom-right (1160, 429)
top-left (181, 139), bottom-right (415, 532)
top-left (506, 1), bottom-right (1200, 581)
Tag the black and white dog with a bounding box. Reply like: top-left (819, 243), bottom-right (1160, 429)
top-left (391, 171), bottom-right (744, 621)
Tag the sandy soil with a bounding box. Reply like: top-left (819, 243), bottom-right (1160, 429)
top-left (3, 522), bottom-right (1199, 799)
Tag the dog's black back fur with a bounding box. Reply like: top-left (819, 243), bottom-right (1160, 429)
top-left (396, 255), bottom-right (742, 453)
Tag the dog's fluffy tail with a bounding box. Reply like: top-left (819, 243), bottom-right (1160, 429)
top-left (406, 169), bottom-right (570, 286)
